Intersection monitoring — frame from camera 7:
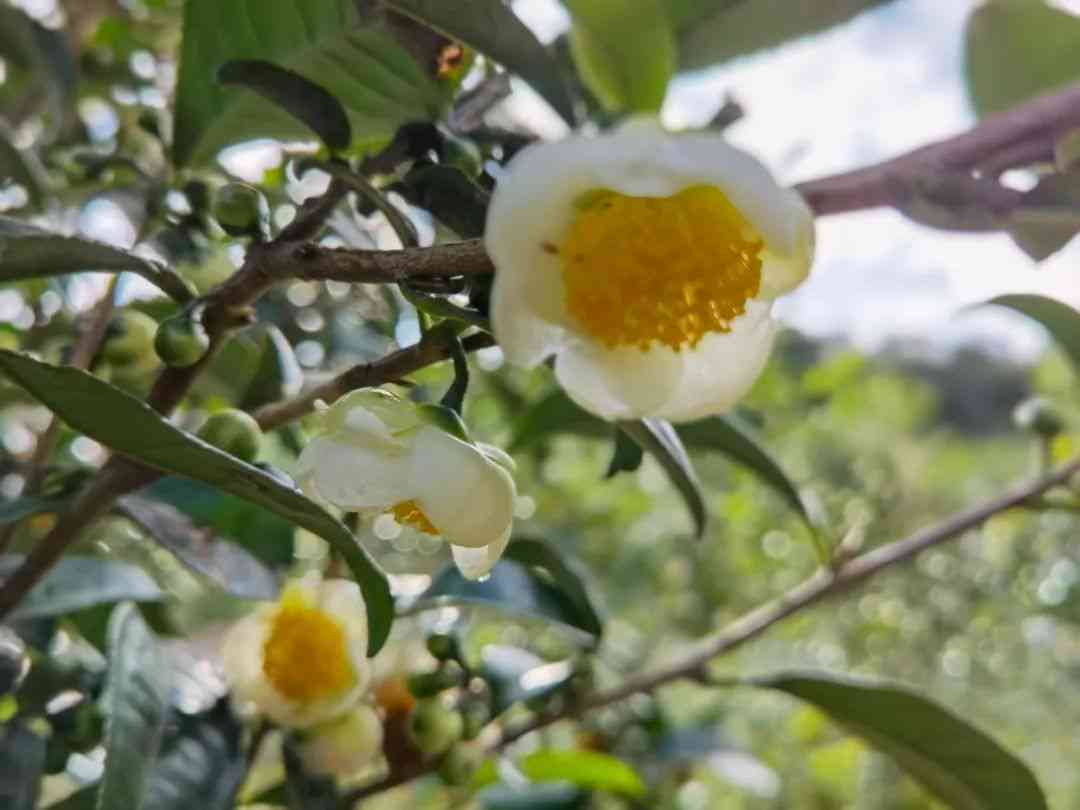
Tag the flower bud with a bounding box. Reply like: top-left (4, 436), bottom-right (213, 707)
top-left (102, 311), bottom-right (158, 366)
top-left (425, 632), bottom-right (460, 662)
top-left (438, 742), bottom-right (483, 786)
top-left (408, 697), bottom-right (463, 756)
top-left (199, 409), bottom-right (262, 463)
top-left (1013, 396), bottom-right (1064, 438)
top-left (154, 313), bottom-right (210, 367)
top-left (298, 704), bottom-right (383, 777)
top-left (212, 182), bottom-right (270, 239)
top-left (406, 662), bottom-right (465, 698)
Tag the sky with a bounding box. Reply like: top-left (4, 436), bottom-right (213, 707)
top-left (508, 0), bottom-right (1080, 360)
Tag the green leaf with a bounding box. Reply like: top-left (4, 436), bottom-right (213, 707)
top-left (0, 494), bottom-right (69, 525)
top-left (678, 413), bottom-right (815, 528)
top-left (618, 419), bottom-right (706, 538)
top-left (0, 124), bottom-right (49, 208)
top-left (520, 749), bottom-right (645, 797)
top-left (508, 388), bottom-right (608, 454)
top-left (0, 722), bottom-right (45, 810)
top-left (565, 0), bottom-right (675, 113)
top-left (480, 782), bottom-right (586, 810)
top-left (755, 672), bottom-right (1048, 810)
top-left (0, 217), bottom-right (195, 303)
top-left (0, 555), bottom-right (162, 620)
top-left (1008, 171), bottom-right (1080, 261)
top-left (43, 786), bottom-right (97, 810)
top-left (982, 294), bottom-right (1080, 376)
top-left (0, 350), bottom-right (394, 654)
top-left (236, 326), bottom-right (302, 411)
top-left (605, 428), bottom-right (644, 478)
top-left (409, 542), bottom-right (603, 640)
top-left (217, 59), bottom-right (352, 151)
top-left (97, 604), bottom-right (170, 810)
top-left (283, 736), bottom-right (339, 810)
top-left (116, 495), bottom-right (278, 600)
top-left (480, 645), bottom-right (574, 715)
top-left (141, 700), bottom-right (245, 810)
top-left (0, 4), bottom-right (77, 126)
top-left (965, 0), bottom-right (1080, 117)
top-left (173, 0), bottom-right (444, 166)
top-left (382, 0), bottom-right (575, 124)
top-left (675, 0), bottom-right (894, 71)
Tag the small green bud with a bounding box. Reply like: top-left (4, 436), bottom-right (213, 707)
top-left (212, 182), bottom-right (270, 239)
top-left (460, 699), bottom-right (490, 740)
top-left (425, 632), bottom-right (460, 662)
top-left (438, 742), bottom-right (483, 786)
top-left (154, 313), bottom-right (210, 367)
top-left (198, 409), bottom-right (262, 463)
top-left (407, 662), bottom-right (465, 698)
top-left (103, 311), bottom-right (158, 366)
top-left (408, 698), bottom-right (463, 756)
top-left (1013, 396), bottom-right (1064, 438)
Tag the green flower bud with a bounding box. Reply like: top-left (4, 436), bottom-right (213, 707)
top-left (438, 742), bottom-right (483, 786)
top-left (1013, 396), bottom-right (1064, 438)
top-left (408, 698), bottom-right (463, 756)
top-left (154, 314), bottom-right (210, 367)
top-left (425, 632), bottom-right (460, 662)
top-left (212, 182), bottom-right (270, 239)
top-left (198, 409), bottom-right (262, 463)
top-left (460, 699), bottom-right (490, 740)
top-left (103, 311), bottom-right (158, 366)
top-left (407, 662), bottom-right (465, 698)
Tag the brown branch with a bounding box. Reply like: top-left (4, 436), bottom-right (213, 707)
top-left (341, 455), bottom-right (1080, 805)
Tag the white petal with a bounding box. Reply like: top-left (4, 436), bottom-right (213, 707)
top-left (490, 268), bottom-right (568, 368)
top-left (451, 523), bottom-right (512, 581)
top-left (554, 340), bottom-right (685, 421)
top-left (297, 434), bottom-right (415, 509)
top-left (321, 388), bottom-right (421, 437)
top-left (411, 426), bottom-right (516, 549)
top-left (317, 578), bottom-right (369, 689)
top-left (653, 300), bottom-right (777, 423)
top-left (478, 443), bottom-right (516, 474)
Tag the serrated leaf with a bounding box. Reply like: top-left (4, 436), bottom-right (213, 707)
top-left (116, 495), bottom-right (278, 600)
top-left (409, 542), bottom-right (602, 640)
top-left (0, 217), bottom-right (194, 303)
top-left (0, 555), bottom-right (162, 620)
top-left (982, 294), bottom-right (1080, 376)
top-left (675, 0), bottom-right (894, 71)
top-left (565, 0), bottom-right (675, 113)
top-left (141, 700), bottom-right (245, 810)
top-left (173, 0), bottom-right (444, 166)
top-left (480, 645), bottom-right (574, 715)
top-left (0, 722), bottom-right (45, 810)
top-left (520, 749), bottom-right (645, 797)
top-left (383, 0), bottom-right (575, 124)
top-left (755, 672), bottom-right (1048, 810)
top-left (678, 413), bottom-right (815, 528)
top-left (0, 350), bottom-right (393, 654)
top-left (97, 604), bottom-right (170, 810)
top-left (618, 419), bottom-right (706, 538)
top-left (218, 59), bottom-right (352, 151)
top-left (965, 0), bottom-right (1080, 117)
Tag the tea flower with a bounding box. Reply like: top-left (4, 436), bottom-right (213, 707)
top-left (298, 703), bottom-right (384, 776)
top-left (221, 572), bottom-right (371, 729)
top-left (295, 389), bottom-right (516, 580)
top-left (486, 118), bottom-right (815, 423)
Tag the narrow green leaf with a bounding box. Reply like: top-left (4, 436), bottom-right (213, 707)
top-left (982, 294), bottom-right (1080, 376)
top-left (116, 495), bottom-right (278, 600)
top-left (0, 4), bottom-right (77, 126)
top-left (0, 555), bottom-right (162, 620)
top-left (676, 0), bottom-right (894, 71)
top-left (521, 749), bottom-right (645, 797)
top-left (755, 672), bottom-right (1048, 810)
top-left (0, 123), bottom-right (49, 208)
top-left (237, 326), bottom-right (302, 411)
top-left (0, 351), bottom-right (393, 654)
top-left (0, 217), bottom-right (195, 303)
top-left (173, 0), bottom-right (443, 166)
top-left (606, 427), bottom-right (644, 478)
top-left (218, 59), bottom-right (352, 151)
top-left (565, 0), bottom-right (675, 113)
top-left (382, 0), bottom-right (575, 124)
top-left (504, 539), bottom-right (603, 638)
top-left (965, 0), bottom-right (1080, 118)
top-left (618, 419), bottom-right (706, 538)
top-left (97, 604), bottom-right (170, 810)
top-left (0, 723), bottom-right (46, 810)
top-left (678, 413), bottom-right (814, 527)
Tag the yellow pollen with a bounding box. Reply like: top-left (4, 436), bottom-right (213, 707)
top-left (560, 184), bottom-right (764, 351)
top-left (391, 500), bottom-right (440, 535)
top-left (262, 591), bottom-right (355, 704)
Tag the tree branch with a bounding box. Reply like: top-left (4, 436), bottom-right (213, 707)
top-left (341, 455), bottom-right (1080, 805)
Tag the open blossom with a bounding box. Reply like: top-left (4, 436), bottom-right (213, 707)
top-left (221, 572), bottom-right (371, 729)
top-left (295, 389), bottom-right (516, 580)
top-left (486, 118), bottom-right (815, 423)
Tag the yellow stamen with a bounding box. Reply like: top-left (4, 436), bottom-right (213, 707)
top-left (262, 589), bottom-right (355, 703)
top-left (560, 184), bottom-right (764, 351)
top-left (391, 499), bottom-right (440, 535)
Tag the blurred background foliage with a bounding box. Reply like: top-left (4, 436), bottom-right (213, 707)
top-left (2, 0), bottom-right (1080, 809)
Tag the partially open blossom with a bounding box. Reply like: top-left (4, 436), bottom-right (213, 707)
top-left (295, 389), bottom-right (516, 580)
top-left (221, 572), bottom-right (371, 729)
top-left (298, 703), bottom-right (384, 776)
top-left (486, 118), bottom-right (815, 423)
